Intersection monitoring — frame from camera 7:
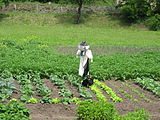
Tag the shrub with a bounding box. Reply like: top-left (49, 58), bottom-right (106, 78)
top-left (77, 101), bottom-right (116, 120)
top-left (146, 14), bottom-right (160, 31)
top-left (120, 5), bottom-right (137, 23)
top-left (77, 101), bottom-right (150, 120)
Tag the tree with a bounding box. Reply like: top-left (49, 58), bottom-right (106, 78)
top-left (0, 0), bottom-right (9, 8)
top-left (60, 0), bottom-right (97, 24)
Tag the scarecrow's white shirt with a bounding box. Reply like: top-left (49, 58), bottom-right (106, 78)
top-left (76, 49), bottom-right (93, 76)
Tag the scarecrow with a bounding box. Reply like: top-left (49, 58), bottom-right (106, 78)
top-left (76, 41), bottom-right (93, 87)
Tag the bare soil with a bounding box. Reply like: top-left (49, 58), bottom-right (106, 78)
top-left (53, 45), bottom-right (160, 55)
top-left (10, 79), bottom-right (160, 120)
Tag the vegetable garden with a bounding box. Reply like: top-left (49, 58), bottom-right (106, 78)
top-left (0, 39), bottom-right (160, 120)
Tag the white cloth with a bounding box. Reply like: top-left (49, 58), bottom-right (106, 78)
top-left (76, 49), bottom-right (93, 76)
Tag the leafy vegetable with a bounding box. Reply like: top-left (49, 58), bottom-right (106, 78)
top-left (94, 79), bottom-right (123, 102)
top-left (52, 98), bottom-right (61, 104)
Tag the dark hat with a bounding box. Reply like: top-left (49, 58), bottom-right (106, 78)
top-left (80, 41), bottom-right (87, 46)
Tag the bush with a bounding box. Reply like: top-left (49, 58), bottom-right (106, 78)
top-left (77, 101), bottom-right (150, 120)
top-left (147, 14), bottom-right (160, 31)
top-left (118, 0), bottom-right (152, 23)
top-left (120, 5), bottom-right (137, 23)
top-left (77, 101), bottom-right (116, 120)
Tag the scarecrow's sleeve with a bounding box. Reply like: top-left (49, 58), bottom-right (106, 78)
top-left (76, 50), bottom-right (81, 56)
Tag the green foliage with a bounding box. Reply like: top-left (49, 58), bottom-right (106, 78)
top-left (90, 84), bottom-right (107, 101)
top-left (120, 5), bottom-right (137, 23)
top-left (77, 101), bottom-right (116, 120)
top-left (52, 98), bottom-right (61, 104)
top-left (77, 101), bottom-right (149, 120)
top-left (122, 82), bottom-right (150, 102)
top-left (78, 85), bottom-right (93, 99)
top-left (114, 109), bottom-right (149, 120)
top-left (72, 97), bottom-right (81, 104)
top-left (27, 97), bottom-right (38, 103)
top-left (110, 82), bottom-right (138, 102)
top-left (0, 102), bottom-right (30, 120)
top-left (146, 14), bottom-right (160, 31)
top-left (133, 77), bottom-right (160, 96)
top-left (40, 96), bottom-right (52, 103)
top-left (118, 0), bottom-right (154, 23)
top-left (10, 98), bottom-right (19, 102)
top-left (0, 77), bottom-right (16, 102)
top-left (91, 52), bottom-right (160, 80)
top-left (50, 75), bottom-right (66, 89)
top-left (94, 79), bottom-right (123, 102)
top-left (59, 0), bottom-right (96, 5)
top-left (1, 41), bottom-right (160, 82)
top-left (154, 0), bottom-right (160, 14)
top-left (61, 97), bottom-right (73, 104)
top-left (0, 40), bottom-right (16, 47)
top-left (59, 89), bottom-right (73, 98)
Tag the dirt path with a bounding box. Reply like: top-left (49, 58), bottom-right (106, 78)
top-left (26, 103), bottom-right (77, 120)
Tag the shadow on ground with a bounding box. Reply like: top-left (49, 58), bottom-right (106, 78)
top-left (0, 13), bottom-right (9, 22)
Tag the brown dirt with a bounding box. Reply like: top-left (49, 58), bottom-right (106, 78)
top-left (26, 103), bottom-right (77, 120)
top-left (8, 79), bottom-right (160, 120)
top-left (65, 81), bottom-right (80, 99)
top-left (103, 80), bottom-right (160, 120)
top-left (10, 80), bottom-right (21, 100)
top-left (43, 79), bottom-right (62, 99)
top-left (53, 45), bottom-right (160, 55)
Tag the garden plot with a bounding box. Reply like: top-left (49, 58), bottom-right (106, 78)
top-left (0, 41), bottom-right (160, 120)
top-left (7, 77), bottom-right (160, 120)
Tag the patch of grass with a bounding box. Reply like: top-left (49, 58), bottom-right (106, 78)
top-left (0, 13), bottom-right (160, 46)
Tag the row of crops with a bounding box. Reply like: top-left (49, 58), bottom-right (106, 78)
top-left (0, 40), bottom-right (160, 120)
top-left (0, 40), bottom-right (160, 93)
top-left (0, 73), bottom-right (151, 120)
top-left (1, 40), bottom-right (160, 80)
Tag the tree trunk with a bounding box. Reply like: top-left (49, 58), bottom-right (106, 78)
top-left (76, 0), bottom-right (83, 24)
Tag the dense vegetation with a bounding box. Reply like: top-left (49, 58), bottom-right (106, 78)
top-left (0, 101), bottom-right (30, 120)
top-left (0, 1), bottom-right (159, 119)
top-left (118, 0), bottom-right (160, 31)
top-left (77, 101), bottom-right (149, 120)
top-left (1, 40), bottom-right (160, 81)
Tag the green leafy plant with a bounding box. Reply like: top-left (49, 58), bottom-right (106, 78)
top-left (10, 98), bottom-right (19, 102)
top-left (27, 97), bottom-right (38, 103)
top-left (0, 102), bottom-right (30, 120)
top-left (114, 109), bottom-right (150, 120)
top-left (78, 85), bottom-right (92, 99)
top-left (94, 79), bottom-right (123, 102)
top-left (122, 82), bottom-right (150, 102)
top-left (40, 96), bottom-right (52, 103)
top-left (61, 97), bottom-right (72, 105)
top-left (52, 98), bottom-right (61, 104)
top-left (133, 77), bottom-right (160, 96)
top-left (59, 89), bottom-right (73, 98)
top-left (50, 75), bottom-right (66, 89)
top-left (77, 101), bottom-right (149, 120)
top-left (146, 14), bottom-right (160, 31)
top-left (90, 84), bottom-right (107, 102)
top-left (72, 97), bottom-right (81, 104)
top-left (110, 82), bottom-right (138, 102)
top-left (0, 77), bottom-right (16, 102)
top-left (77, 101), bottom-right (116, 120)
